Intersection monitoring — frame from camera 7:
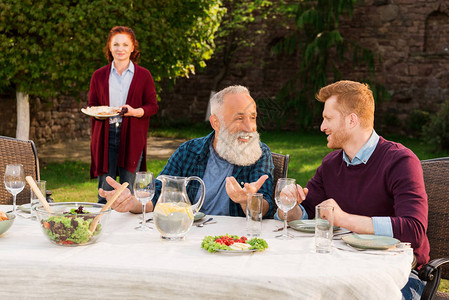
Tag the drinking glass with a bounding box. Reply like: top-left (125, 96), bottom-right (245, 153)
top-left (133, 171), bottom-right (155, 231)
top-left (315, 205), bottom-right (334, 253)
top-left (246, 193), bottom-right (263, 237)
top-left (275, 178), bottom-right (298, 239)
top-left (30, 180), bottom-right (46, 221)
top-left (4, 164), bottom-right (25, 214)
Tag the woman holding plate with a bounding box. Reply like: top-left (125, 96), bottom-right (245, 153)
top-left (88, 26), bottom-right (158, 203)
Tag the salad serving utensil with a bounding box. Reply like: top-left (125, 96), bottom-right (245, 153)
top-left (89, 182), bottom-right (128, 233)
top-left (25, 176), bottom-right (53, 213)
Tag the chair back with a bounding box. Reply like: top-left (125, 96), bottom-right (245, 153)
top-left (272, 153), bottom-right (290, 187)
top-left (271, 153), bottom-right (290, 217)
top-left (0, 136), bottom-right (40, 205)
top-left (421, 157), bottom-right (449, 280)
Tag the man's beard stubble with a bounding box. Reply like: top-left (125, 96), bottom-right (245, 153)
top-left (215, 126), bottom-right (262, 166)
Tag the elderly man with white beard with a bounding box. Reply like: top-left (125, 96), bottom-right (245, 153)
top-left (101, 85), bottom-right (275, 217)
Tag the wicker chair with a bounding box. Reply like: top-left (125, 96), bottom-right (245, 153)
top-left (0, 136), bottom-right (41, 205)
top-left (271, 152), bottom-right (290, 217)
top-left (419, 157), bottom-right (449, 300)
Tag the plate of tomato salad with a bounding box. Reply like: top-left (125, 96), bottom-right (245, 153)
top-left (201, 234), bottom-right (268, 253)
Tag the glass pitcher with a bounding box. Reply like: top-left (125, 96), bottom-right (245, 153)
top-left (153, 175), bottom-right (205, 240)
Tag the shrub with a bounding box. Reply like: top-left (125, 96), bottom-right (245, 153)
top-left (410, 110), bottom-right (430, 134)
top-left (423, 100), bottom-right (449, 151)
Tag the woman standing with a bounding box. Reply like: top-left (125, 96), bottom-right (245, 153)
top-left (88, 26), bottom-right (158, 203)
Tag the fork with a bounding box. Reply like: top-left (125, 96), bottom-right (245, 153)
top-left (195, 217), bottom-right (214, 227)
top-left (273, 225), bottom-right (290, 232)
top-left (140, 218), bottom-right (152, 224)
top-left (16, 212), bottom-right (31, 220)
top-left (346, 243), bottom-right (406, 253)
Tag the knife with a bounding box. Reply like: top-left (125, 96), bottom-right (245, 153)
top-left (273, 225), bottom-right (290, 232)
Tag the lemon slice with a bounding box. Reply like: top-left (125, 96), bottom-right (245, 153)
top-left (154, 203), bottom-right (193, 218)
top-left (185, 206), bottom-right (194, 220)
top-left (154, 203), bottom-right (170, 216)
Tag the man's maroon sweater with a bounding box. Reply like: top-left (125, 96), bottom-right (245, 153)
top-left (302, 137), bottom-right (430, 267)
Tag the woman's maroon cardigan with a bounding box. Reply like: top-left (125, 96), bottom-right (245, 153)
top-left (88, 63), bottom-right (159, 178)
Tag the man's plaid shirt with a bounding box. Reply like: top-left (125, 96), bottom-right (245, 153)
top-left (151, 131), bottom-right (274, 217)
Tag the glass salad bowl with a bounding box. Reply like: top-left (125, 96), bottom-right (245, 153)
top-left (35, 202), bottom-right (111, 246)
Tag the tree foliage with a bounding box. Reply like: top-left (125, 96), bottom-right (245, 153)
top-left (210, 0), bottom-right (274, 90)
top-left (273, 0), bottom-right (379, 128)
top-left (0, 0), bottom-right (224, 98)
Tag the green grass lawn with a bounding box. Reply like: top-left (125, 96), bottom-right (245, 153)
top-left (40, 126), bottom-right (449, 293)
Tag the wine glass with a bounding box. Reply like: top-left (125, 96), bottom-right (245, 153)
top-left (133, 171), bottom-right (155, 231)
top-left (4, 164), bottom-right (26, 214)
top-left (275, 178), bottom-right (298, 239)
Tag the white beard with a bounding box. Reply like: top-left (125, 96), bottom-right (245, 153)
top-left (215, 127), bottom-right (262, 166)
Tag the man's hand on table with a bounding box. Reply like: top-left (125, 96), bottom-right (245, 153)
top-left (225, 174), bottom-right (269, 215)
top-left (319, 198), bottom-right (374, 234)
top-left (278, 184), bottom-right (308, 221)
top-left (99, 176), bottom-right (154, 213)
top-left (279, 190), bottom-right (373, 234)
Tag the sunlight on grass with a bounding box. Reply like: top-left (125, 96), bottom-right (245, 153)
top-left (51, 182), bottom-right (98, 202)
top-left (440, 279), bottom-right (449, 293)
top-left (41, 160), bottom-right (168, 203)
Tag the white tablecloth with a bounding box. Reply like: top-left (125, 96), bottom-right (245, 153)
top-left (0, 205), bottom-right (413, 300)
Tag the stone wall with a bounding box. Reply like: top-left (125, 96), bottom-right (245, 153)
top-left (0, 93), bottom-right (89, 145)
top-left (1, 0), bottom-right (448, 143)
top-left (157, 18), bottom-right (300, 129)
top-left (159, 0), bottom-right (449, 135)
top-left (339, 0), bottom-right (449, 133)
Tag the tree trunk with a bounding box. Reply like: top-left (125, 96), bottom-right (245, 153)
top-left (16, 91), bottom-right (30, 140)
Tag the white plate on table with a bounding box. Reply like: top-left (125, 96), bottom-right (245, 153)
top-left (288, 219), bottom-right (340, 233)
top-left (18, 203), bottom-right (31, 213)
top-left (194, 212), bottom-right (206, 221)
top-left (342, 234), bottom-right (400, 250)
top-left (216, 249), bottom-right (257, 254)
top-left (81, 106), bottom-right (120, 118)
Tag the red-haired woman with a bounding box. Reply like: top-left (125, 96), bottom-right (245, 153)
top-left (88, 26), bottom-right (158, 203)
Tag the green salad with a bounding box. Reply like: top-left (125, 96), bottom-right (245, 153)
top-left (201, 234), bottom-right (268, 253)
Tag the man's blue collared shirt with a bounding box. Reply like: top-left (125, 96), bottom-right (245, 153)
top-left (342, 130), bottom-right (379, 166)
top-left (150, 132), bottom-right (275, 217)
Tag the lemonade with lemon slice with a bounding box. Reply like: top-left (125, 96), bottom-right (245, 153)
top-left (154, 202), bottom-right (194, 239)
top-left (154, 175), bottom-right (205, 240)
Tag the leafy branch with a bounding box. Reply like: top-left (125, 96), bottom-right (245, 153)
top-left (273, 0), bottom-right (379, 128)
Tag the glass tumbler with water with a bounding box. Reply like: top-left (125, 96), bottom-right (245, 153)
top-left (246, 193), bottom-right (263, 237)
top-left (30, 180), bottom-right (46, 220)
top-left (315, 205), bottom-right (334, 253)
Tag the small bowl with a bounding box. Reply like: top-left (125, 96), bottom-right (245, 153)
top-left (35, 202), bottom-right (111, 246)
top-left (0, 213), bottom-right (15, 236)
